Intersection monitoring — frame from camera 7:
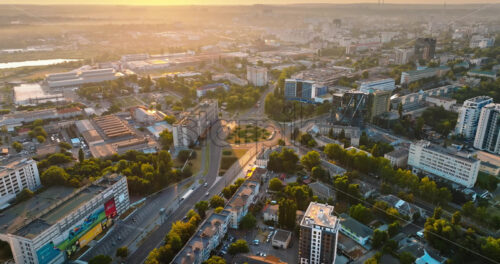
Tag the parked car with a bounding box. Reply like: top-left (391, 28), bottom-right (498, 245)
top-left (253, 239), bottom-right (260, 245)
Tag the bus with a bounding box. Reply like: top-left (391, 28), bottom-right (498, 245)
top-left (180, 189), bottom-right (194, 202)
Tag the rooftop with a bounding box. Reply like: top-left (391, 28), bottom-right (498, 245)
top-left (384, 148), bottom-right (409, 158)
top-left (0, 158), bottom-right (35, 175)
top-left (412, 140), bottom-right (478, 163)
top-left (1, 174), bottom-right (123, 238)
top-left (301, 202), bottom-right (339, 229)
top-left (272, 229), bottom-right (291, 243)
top-left (339, 213), bottom-right (373, 239)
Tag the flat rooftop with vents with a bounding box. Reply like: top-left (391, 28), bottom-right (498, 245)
top-left (301, 202), bottom-right (338, 229)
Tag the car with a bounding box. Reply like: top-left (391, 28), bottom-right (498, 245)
top-left (191, 186), bottom-right (196, 190)
top-left (253, 239), bottom-right (260, 245)
top-left (268, 226), bottom-right (275, 231)
top-left (266, 237), bottom-right (270, 243)
top-left (204, 182), bottom-right (208, 187)
top-left (205, 192), bottom-right (209, 197)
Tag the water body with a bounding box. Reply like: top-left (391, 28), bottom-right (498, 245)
top-left (0, 59), bottom-right (80, 70)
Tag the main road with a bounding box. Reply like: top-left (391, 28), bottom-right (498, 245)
top-left (124, 121), bottom-right (232, 263)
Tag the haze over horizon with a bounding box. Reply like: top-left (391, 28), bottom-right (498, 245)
top-left (2, 0), bottom-right (500, 5)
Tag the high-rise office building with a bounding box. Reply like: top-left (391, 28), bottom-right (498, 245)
top-left (474, 103), bottom-right (500, 154)
top-left (285, 79), bottom-right (327, 104)
top-left (395, 48), bottom-right (413, 65)
top-left (299, 202), bottom-right (340, 264)
top-left (367, 90), bottom-right (391, 122)
top-left (408, 140), bottom-right (480, 188)
top-left (455, 96), bottom-right (493, 139)
top-left (246, 66), bottom-right (268, 87)
top-left (414, 38), bottom-right (436, 61)
top-left (0, 158), bottom-right (40, 208)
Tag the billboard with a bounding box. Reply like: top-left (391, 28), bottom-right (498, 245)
top-left (36, 242), bottom-right (62, 264)
top-left (78, 223), bottom-right (103, 248)
top-left (56, 205), bottom-right (106, 252)
top-left (104, 198), bottom-right (117, 218)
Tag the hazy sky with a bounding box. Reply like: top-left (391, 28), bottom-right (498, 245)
top-left (3, 0), bottom-right (500, 5)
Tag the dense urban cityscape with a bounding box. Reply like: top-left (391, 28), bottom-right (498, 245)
top-left (0, 2), bottom-right (499, 264)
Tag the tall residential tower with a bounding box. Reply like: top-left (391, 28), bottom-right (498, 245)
top-left (455, 96), bottom-right (493, 139)
top-left (474, 103), bottom-right (500, 154)
top-left (299, 202), bottom-right (340, 264)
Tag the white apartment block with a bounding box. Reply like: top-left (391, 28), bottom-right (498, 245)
top-left (246, 65), bottom-right (268, 87)
top-left (400, 66), bottom-right (450, 85)
top-left (455, 96), bottom-right (493, 139)
top-left (0, 158), bottom-right (40, 208)
top-left (408, 141), bottom-right (480, 188)
top-left (474, 103), bottom-right (500, 154)
top-left (469, 35), bottom-right (495, 49)
top-left (172, 100), bottom-right (218, 148)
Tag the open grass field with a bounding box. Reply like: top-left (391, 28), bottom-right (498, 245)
top-left (226, 125), bottom-right (271, 144)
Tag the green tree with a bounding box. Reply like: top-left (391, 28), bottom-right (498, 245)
top-left (159, 130), bottom-right (173, 149)
top-left (398, 103), bottom-right (403, 119)
top-left (210, 195), bottom-right (225, 208)
top-left (15, 188), bottom-right (34, 203)
top-left (451, 211), bottom-right (461, 225)
top-left (204, 256), bottom-right (226, 264)
top-left (269, 178), bottom-right (284, 192)
top-left (349, 204), bottom-right (372, 225)
top-left (300, 151), bottom-right (321, 171)
top-left (372, 230), bottom-right (389, 249)
top-left (163, 115), bottom-right (176, 124)
top-left (239, 213), bottom-right (257, 229)
top-left (59, 142), bottom-right (72, 150)
top-left (89, 255), bottom-right (112, 264)
top-left (116, 247), bottom-right (128, 258)
top-left (278, 199), bottom-right (297, 230)
top-left (399, 251), bottom-right (416, 264)
top-left (214, 207), bottom-right (224, 213)
top-left (78, 148), bottom-right (85, 163)
top-left (228, 239), bottom-right (249, 255)
top-left (387, 221), bottom-right (401, 237)
top-left (12, 141), bottom-right (22, 152)
top-left (311, 166), bottom-right (328, 182)
top-left (195, 201), bottom-right (209, 219)
top-left (41, 166), bottom-right (69, 186)
top-left (462, 201), bottom-right (476, 216)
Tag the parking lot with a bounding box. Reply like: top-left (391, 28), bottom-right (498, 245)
top-left (219, 225), bottom-right (299, 264)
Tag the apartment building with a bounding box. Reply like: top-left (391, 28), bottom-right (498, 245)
top-left (384, 148), bottom-right (409, 168)
top-left (299, 202), bottom-right (340, 264)
top-left (408, 140), bottom-right (480, 188)
top-left (455, 96), bottom-right (493, 139)
top-left (400, 66), bottom-right (450, 85)
top-left (172, 211), bottom-right (230, 264)
top-left (0, 174), bottom-right (129, 264)
top-left (474, 103), bottom-right (500, 154)
top-left (172, 100), bottom-right (218, 148)
top-left (469, 35), bottom-right (495, 49)
top-left (247, 65), bottom-right (268, 87)
top-left (0, 158), bottom-right (40, 208)
top-left (225, 180), bottom-right (260, 229)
